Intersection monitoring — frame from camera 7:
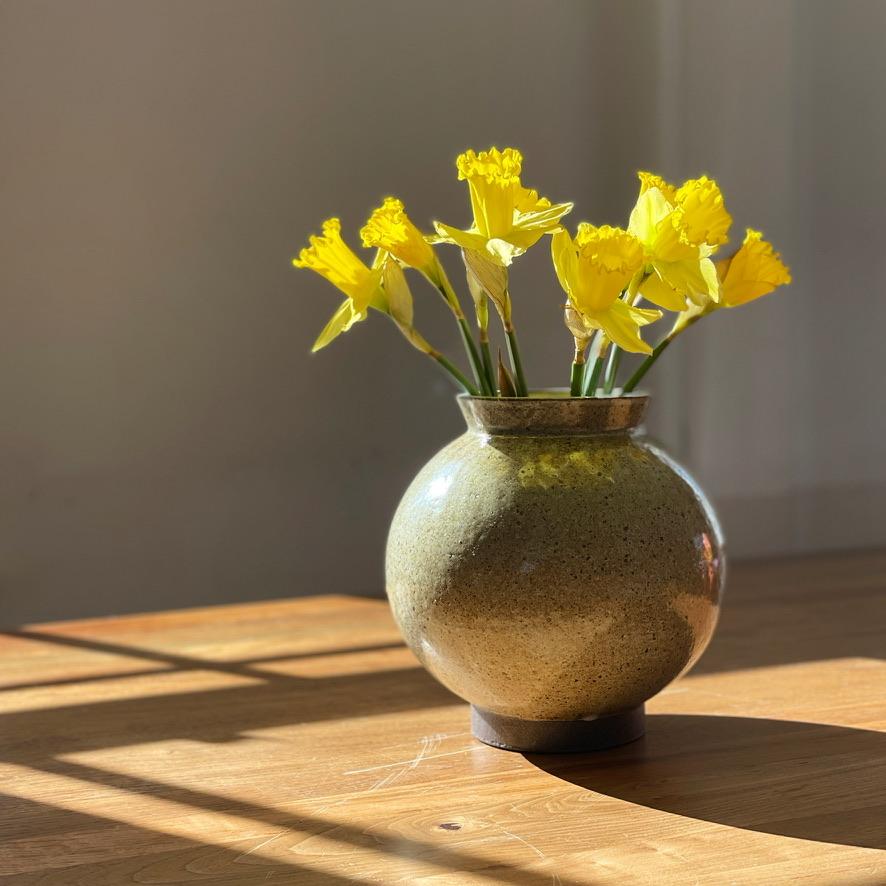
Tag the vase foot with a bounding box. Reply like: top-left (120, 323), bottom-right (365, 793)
top-left (470, 704), bottom-right (645, 753)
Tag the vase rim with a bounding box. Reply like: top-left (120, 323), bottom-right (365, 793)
top-left (457, 389), bottom-right (649, 436)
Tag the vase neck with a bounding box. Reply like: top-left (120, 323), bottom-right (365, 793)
top-left (457, 394), bottom-right (648, 437)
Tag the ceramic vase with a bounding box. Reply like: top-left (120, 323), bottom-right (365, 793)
top-left (386, 394), bottom-right (723, 753)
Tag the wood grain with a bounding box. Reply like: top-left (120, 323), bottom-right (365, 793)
top-left (0, 550), bottom-right (884, 884)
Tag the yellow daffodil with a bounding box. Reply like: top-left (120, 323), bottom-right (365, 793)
top-left (360, 197), bottom-right (443, 286)
top-left (671, 228), bottom-right (792, 334)
top-left (433, 147), bottom-right (573, 267)
top-left (717, 228), bottom-right (792, 307)
top-left (551, 224), bottom-right (662, 354)
top-left (628, 172), bottom-right (732, 311)
top-left (292, 217), bottom-right (384, 352)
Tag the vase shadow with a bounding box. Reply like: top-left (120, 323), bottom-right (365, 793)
top-left (525, 713), bottom-right (886, 850)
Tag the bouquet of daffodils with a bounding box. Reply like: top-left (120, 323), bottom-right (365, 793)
top-left (293, 147), bottom-right (791, 397)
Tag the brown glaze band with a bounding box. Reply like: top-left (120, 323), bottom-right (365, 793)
top-left (458, 393), bottom-right (648, 436)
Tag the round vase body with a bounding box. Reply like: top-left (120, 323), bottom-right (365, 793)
top-left (386, 394), bottom-right (723, 750)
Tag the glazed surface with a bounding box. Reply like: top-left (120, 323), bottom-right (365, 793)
top-left (386, 410), bottom-right (723, 721)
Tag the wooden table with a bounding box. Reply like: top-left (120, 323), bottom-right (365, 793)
top-left (1, 551), bottom-right (884, 885)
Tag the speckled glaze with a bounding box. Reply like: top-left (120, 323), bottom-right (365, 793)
top-left (385, 393), bottom-right (723, 746)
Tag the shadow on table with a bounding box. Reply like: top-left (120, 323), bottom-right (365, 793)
top-left (691, 549), bottom-right (886, 674)
top-left (0, 629), bottom-right (460, 752)
top-left (526, 713), bottom-right (886, 850)
top-left (0, 782), bottom-right (582, 885)
top-left (0, 632), bottom-right (588, 884)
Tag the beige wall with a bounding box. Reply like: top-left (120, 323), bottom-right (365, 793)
top-left (652, 0), bottom-right (886, 555)
top-left (0, 0), bottom-right (882, 623)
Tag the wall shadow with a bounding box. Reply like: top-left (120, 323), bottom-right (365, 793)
top-left (526, 714), bottom-right (886, 849)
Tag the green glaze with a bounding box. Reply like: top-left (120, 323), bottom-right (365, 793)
top-left (385, 394), bottom-right (723, 723)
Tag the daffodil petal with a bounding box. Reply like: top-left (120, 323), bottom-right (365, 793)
top-left (639, 271), bottom-right (689, 311)
top-left (551, 229), bottom-right (577, 297)
top-left (628, 188), bottom-right (673, 244)
top-left (501, 228), bottom-right (547, 251)
top-left (312, 299), bottom-right (362, 352)
top-left (700, 257), bottom-right (721, 303)
top-left (432, 221), bottom-right (489, 254)
top-left (513, 201), bottom-right (574, 231)
top-left (599, 299), bottom-right (655, 355)
top-left (657, 258), bottom-right (717, 306)
top-left (485, 238), bottom-right (523, 266)
top-left (626, 304), bottom-right (663, 326)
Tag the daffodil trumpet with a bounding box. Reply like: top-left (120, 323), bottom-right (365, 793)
top-left (292, 150), bottom-right (791, 398)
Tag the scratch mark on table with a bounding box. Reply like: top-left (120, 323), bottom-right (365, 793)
top-left (365, 734), bottom-right (441, 792)
top-left (345, 743), bottom-right (481, 775)
top-left (233, 831), bottom-right (285, 862)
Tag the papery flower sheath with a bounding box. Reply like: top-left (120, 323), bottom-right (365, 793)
top-left (292, 218), bottom-right (384, 352)
top-left (379, 257), bottom-right (434, 354)
top-left (434, 147), bottom-right (573, 267)
top-left (552, 224), bottom-right (661, 354)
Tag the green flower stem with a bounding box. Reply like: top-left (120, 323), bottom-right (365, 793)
top-left (437, 274), bottom-right (489, 395)
top-left (579, 331), bottom-right (601, 394)
top-left (480, 335), bottom-right (497, 395)
top-left (622, 336), bottom-right (673, 393)
top-left (603, 345), bottom-right (622, 395)
top-left (504, 324), bottom-right (529, 397)
top-left (583, 355), bottom-right (605, 397)
top-left (621, 313), bottom-right (704, 393)
top-left (456, 314), bottom-right (491, 395)
top-left (431, 351), bottom-right (479, 395)
top-left (570, 352), bottom-right (585, 397)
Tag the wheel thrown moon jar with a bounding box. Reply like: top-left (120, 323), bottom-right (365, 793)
top-left (385, 393), bottom-right (724, 753)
